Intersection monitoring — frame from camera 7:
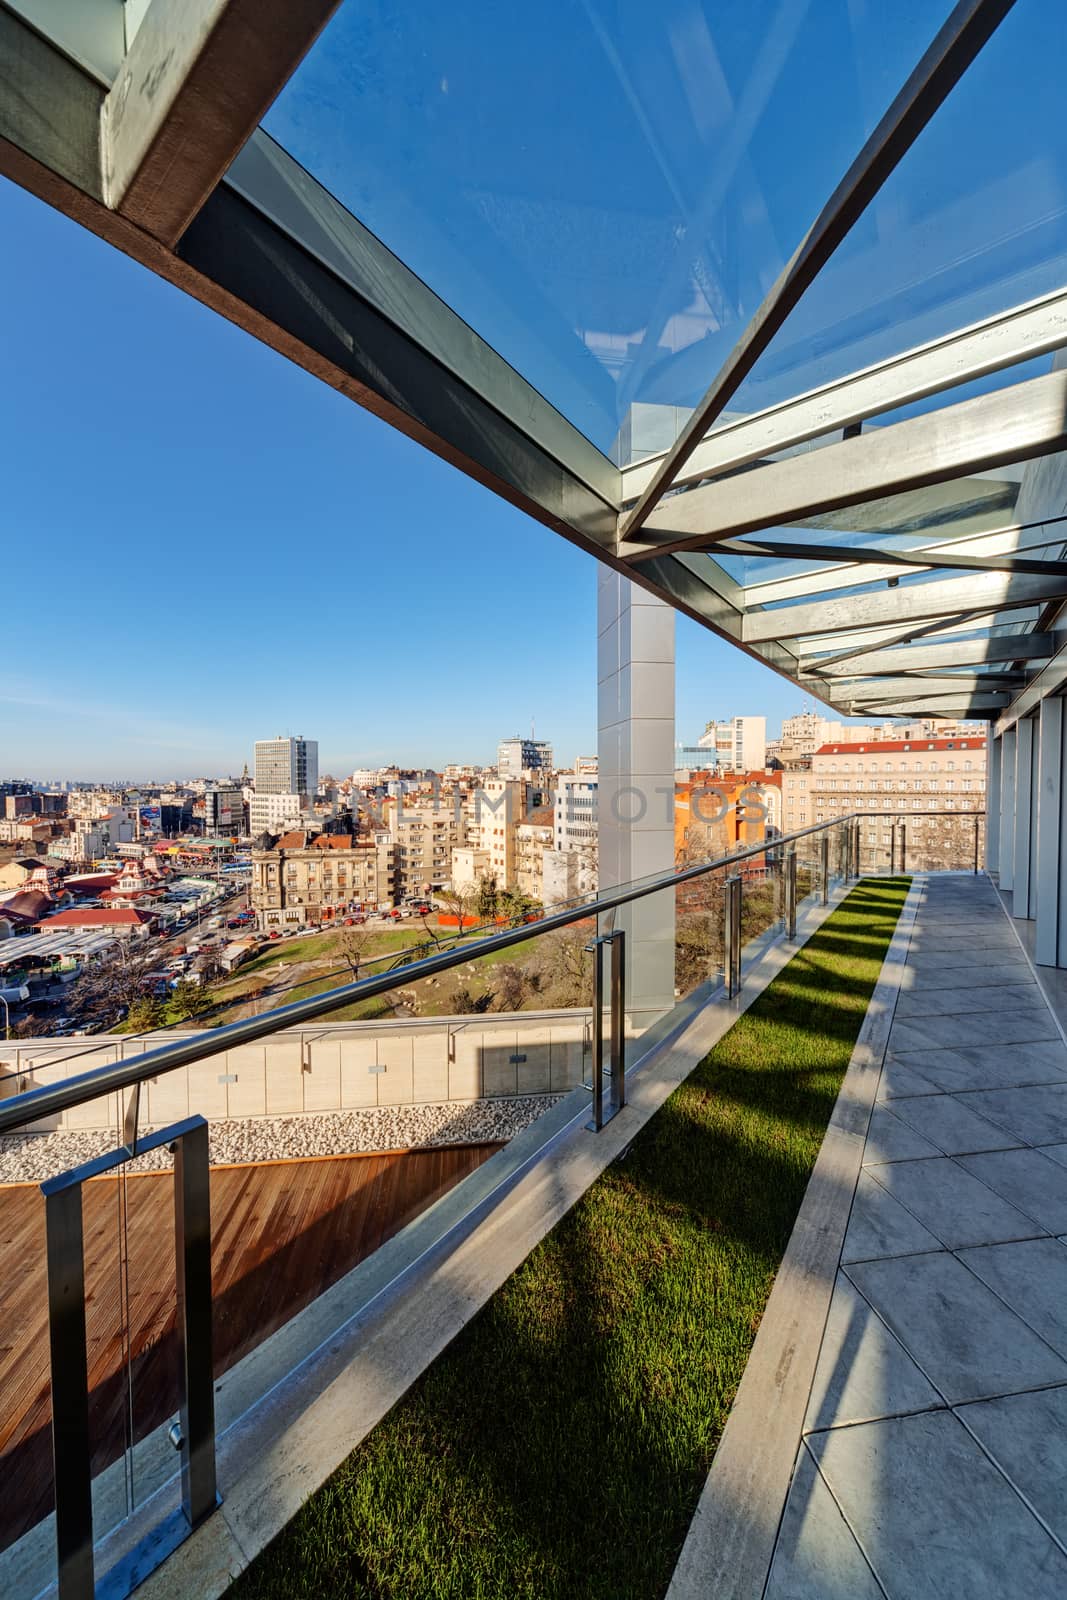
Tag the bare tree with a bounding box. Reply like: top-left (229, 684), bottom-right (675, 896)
top-left (337, 925), bottom-right (375, 979)
top-left (437, 884), bottom-right (477, 939)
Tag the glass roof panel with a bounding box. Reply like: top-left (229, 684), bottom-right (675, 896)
top-left (263, 0), bottom-right (951, 459)
top-left (734, 0), bottom-right (1067, 418)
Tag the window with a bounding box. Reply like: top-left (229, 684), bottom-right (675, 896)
top-left (965, 760), bottom-right (973, 772)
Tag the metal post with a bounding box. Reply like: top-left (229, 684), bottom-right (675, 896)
top-left (785, 850), bottom-right (797, 939)
top-left (890, 821), bottom-right (897, 874)
top-left (609, 929), bottom-right (626, 1114)
top-left (853, 820), bottom-right (861, 879)
top-left (44, 1183), bottom-right (94, 1600)
top-left (820, 833), bottom-right (830, 905)
top-left (725, 875), bottom-right (742, 996)
top-left (173, 1118), bottom-right (217, 1528)
top-left (587, 937), bottom-right (605, 1132)
top-left (974, 814), bottom-right (981, 875)
top-left (900, 821), bottom-right (907, 875)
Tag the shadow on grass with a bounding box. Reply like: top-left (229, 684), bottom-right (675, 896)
top-left (228, 879), bottom-right (911, 1600)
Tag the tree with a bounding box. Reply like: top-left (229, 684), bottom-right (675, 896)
top-left (126, 994), bottom-right (167, 1032)
top-left (337, 926), bottom-right (374, 979)
top-left (476, 875), bottom-right (500, 922)
top-left (438, 884), bottom-right (477, 938)
top-left (169, 978), bottom-right (212, 1022)
top-left (64, 949), bottom-right (155, 1029)
top-left (532, 925), bottom-right (594, 1008)
top-left (489, 962), bottom-right (535, 1013)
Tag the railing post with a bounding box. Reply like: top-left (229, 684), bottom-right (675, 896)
top-left (900, 821), bottom-right (907, 874)
top-left (173, 1119), bottom-right (217, 1529)
top-left (724, 874), bottom-right (742, 996)
top-left (974, 813), bottom-right (981, 875)
top-left (609, 929), bottom-right (625, 1115)
top-left (785, 850), bottom-right (797, 939)
top-left (586, 932), bottom-right (624, 1130)
top-left (44, 1183), bottom-right (93, 1600)
top-left (853, 819), bottom-right (861, 879)
top-left (820, 833), bottom-right (830, 905)
top-left (890, 821), bottom-right (897, 874)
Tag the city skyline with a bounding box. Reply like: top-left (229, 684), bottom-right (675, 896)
top-left (2, 175), bottom-right (841, 782)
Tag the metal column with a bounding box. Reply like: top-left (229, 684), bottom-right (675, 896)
top-left (1036, 700), bottom-right (1065, 966)
top-left (899, 822), bottom-right (907, 875)
top-left (999, 726), bottom-right (1017, 892)
top-left (1013, 717), bottom-right (1036, 919)
top-left (820, 834), bottom-right (830, 905)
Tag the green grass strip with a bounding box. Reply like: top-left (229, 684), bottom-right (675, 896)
top-left (230, 878), bottom-right (910, 1600)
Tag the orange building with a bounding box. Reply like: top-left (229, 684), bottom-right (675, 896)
top-left (675, 770), bottom-right (783, 865)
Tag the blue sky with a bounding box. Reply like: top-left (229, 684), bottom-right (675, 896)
top-left (1, 177), bottom-right (822, 783)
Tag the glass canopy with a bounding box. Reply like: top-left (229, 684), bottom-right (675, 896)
top-left (264, 0), bottom-right (954, 460)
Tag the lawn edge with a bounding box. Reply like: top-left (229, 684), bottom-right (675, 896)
top-left (665, 874), bottom-right (922, 1600)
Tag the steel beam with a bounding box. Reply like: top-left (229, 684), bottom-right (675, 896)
top-left (856, 694), bottom-right (1010, 714)
top-left (102, 0), bottom-right (341, 246)
top-left (743, 571), bottom-right (1067, 645)
top-left (805, 673), bottom-right (1027, 701)
top-left (994, 633), bottom-right (1067, 735)
top-left (625, 369), bottom-right (1067, 560)
top-left (812, 631), bottom-right (1056, 677)
top-left (731, 536), bottom-right (1067, 594)
top-left (619, 0), bottom-right (1017, 536)
top-left (620, 286), bottom-right (1067, 502)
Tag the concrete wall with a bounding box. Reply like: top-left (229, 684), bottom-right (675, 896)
top-left (0, 1010), bottom-right (603, 1133)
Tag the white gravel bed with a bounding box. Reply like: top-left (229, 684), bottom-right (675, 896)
top-left (0, 1095), bottom-right (567, 1185)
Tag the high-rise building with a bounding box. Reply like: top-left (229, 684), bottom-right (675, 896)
top-left (254, 736), bottom-right (318, 797)
top-left (497, 736), bottom-right (553, 780)
top-left (251, 736), bottom-right (318, 836)
top-left (690, 716), bottom-right (767, 773)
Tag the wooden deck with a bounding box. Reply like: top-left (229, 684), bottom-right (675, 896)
top-left (0, 1144), bottom-right (500, 1549)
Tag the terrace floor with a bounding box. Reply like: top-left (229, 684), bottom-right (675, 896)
top-left (765, 874), bottom-right (1067, 1597)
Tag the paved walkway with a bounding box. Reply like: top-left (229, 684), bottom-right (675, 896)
top-left (766, 874), bottom-right (1067, 1599)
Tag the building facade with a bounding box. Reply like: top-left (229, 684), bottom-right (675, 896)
top-left (496, 736), bottom-right (553, 780)
top-left (252, 831), bottom-right (391, 929)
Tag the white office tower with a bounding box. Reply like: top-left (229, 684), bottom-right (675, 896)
top-left (250, 736), bottom-right (318, 835)
top-left (696, 716), bottom-right (766, 772)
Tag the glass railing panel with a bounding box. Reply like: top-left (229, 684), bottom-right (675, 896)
top-left (739, 851), bottom-right (785, 974)
top-left (673, 866), bottom-right (725, 1007)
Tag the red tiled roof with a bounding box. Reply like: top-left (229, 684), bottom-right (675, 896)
top-left (44, 908), bottom-right (152, 927)
top-left (816, 738), bottom-right (986, 755)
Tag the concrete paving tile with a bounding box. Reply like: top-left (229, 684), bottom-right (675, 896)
top-left (867, 1157), bottom-right (1046, 1249)
top-left (844, 1252), bottom-right (1067, 1403)
top-left (895, 1040), bottom-right (1067, 1093)
top-left (764, 1445), bottom-right (883, 1600)
top-left (905, 946), bottom-right (1031, 972)
top-left (804, 1273), bottom-right (940, 1434)
top-left (862, 1106), bottom-right (942, 1165)
top-left (956, 1238), bottom-right (1067, 1359)
top-left (886, 1094), bottom-right (1023, 1156)
top-left (809, 1410), bottom-right (1067, 1599)
top-left (956, 1149), bottom-right (1067, 1234)
top-left (960, 1083), bottom-right (1067, 1145)
top-left (888, 1009), bottom-right (1058, 1054)
top-left (957, 1385), bottom-right (1067, 1551)
top-left (894, 983), bottom-right (1037, 1020)
top-left (902, 960), bottom-right (1037, 992)
top-left (876, 1060), bottom-right (941, 1100)
top-left (1041, 1143), bottom-right (1067, 1169)
top-left (906, 933), bottom-right (1019, 951)
top-left (842, 1172), bottom-right (943, 1264)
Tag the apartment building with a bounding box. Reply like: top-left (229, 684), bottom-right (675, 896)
top-left (806, 736), bottom-right (987, 868)
top-left (695, 716), bottom-right (767, 772)
top-left (515, 811), bottom-right (554, 901)
top-left (496, 736), bottom-right (553, 780)
top-left (389, 800), bottom-right (461, 899)
top-left (252, 831), bottom-right (391, 930)
top-left (675, 771), bottom-right (782, 864)
top-left (202, 784), bottom-right (245, 838)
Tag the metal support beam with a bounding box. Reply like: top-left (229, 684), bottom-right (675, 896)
top-left (102, 0), bottom-right (342, 246)
top-left (743, 569), bottom-right (1067, 645)
top-left (626, 369), bottom-right (1067, 559)
top-left (804, 673), bottom-right (1026, 702)
top-left (850, 694), bottom-right (1010, 714)
top-left (986, 733), bottom-right (1002, 874)
top-left (620, 285), bottom-right (1067, 503)
top-left (812, 631), bottom-right (1056, 678)
top-left (730, 534), bottom-right (1067, 588)
top-left (619, 0), bottom-right (1017, 535)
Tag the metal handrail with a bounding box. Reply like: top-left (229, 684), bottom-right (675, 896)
top-left (0, 809), bottom-right (984, 1135)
